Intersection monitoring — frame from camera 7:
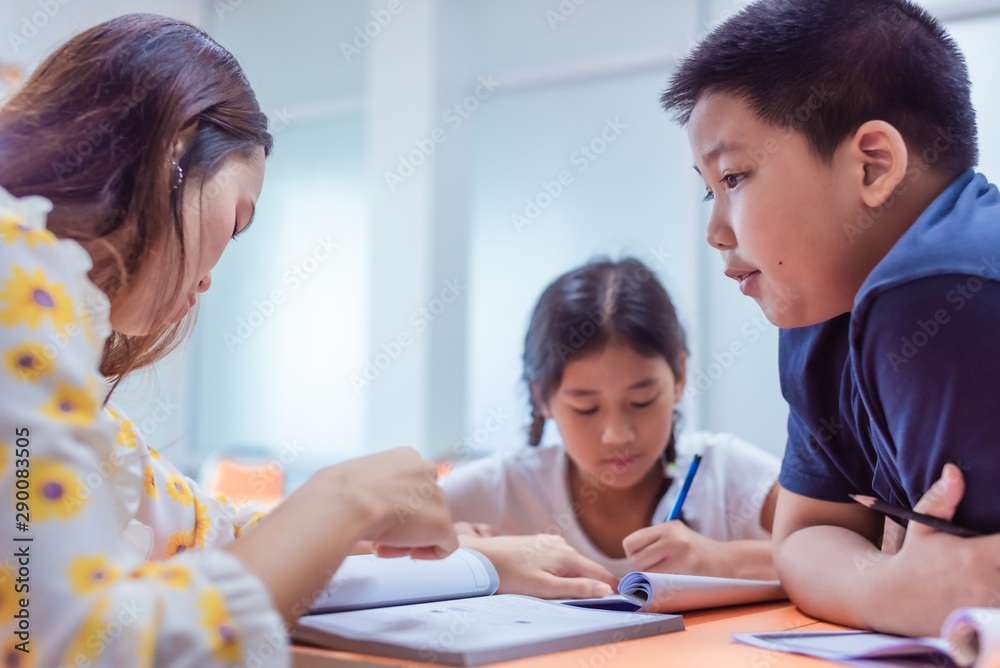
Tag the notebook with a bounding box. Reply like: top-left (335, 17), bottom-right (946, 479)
top-left (307, 548), bottom-right (499, 613)
top-left (295, 594), bottom-right (684, 666)
top-left (563, 571), bottom-right (786, 613)
top-left (732, 606), bottom-right (1000, 668)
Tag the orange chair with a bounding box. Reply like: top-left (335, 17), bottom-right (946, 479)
top-left (197, 449), bottom-right (284, 510)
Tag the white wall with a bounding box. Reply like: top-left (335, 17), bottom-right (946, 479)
top-left (7, 0), bottom-right (999, 478)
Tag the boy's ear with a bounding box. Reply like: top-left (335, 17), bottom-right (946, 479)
top-left (851, 120), bottom-right (909, 209)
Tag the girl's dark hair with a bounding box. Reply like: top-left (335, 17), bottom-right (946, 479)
top-left (662, 0), bottom-right (977, 178)
top-left (0, 13), bottom-right (273, 383)
top-left (523, 258), bottom-right (688, 461)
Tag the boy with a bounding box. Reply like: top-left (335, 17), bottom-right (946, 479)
top-left (662, 0), bottom-right (1000, 637)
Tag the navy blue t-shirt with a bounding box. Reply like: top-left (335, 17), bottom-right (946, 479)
top-left (779, 170), bottom-right (1000, 534)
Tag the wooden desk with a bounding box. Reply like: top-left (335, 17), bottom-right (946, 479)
top-left (292, 601), bottom-right (849, 667)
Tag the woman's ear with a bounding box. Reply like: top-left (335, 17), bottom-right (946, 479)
top-left (170, 121), bottom-right (199, 160)
top-left (851, 120), bottom-right (909, 209)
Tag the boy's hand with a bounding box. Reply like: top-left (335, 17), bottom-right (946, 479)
top-left (460, 534), bottom-right (617, 599)
top-left (622, 520), bottom-right (727, 576)
top-left (866, 464), bottom-right (1000, 636)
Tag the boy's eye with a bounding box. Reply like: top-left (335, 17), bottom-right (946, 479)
top-left (702, 189), bottom-right (715, 203)
top-left (721, 173), bottom-right (745, 189)
top-left (632, 398), bottom-right (657, 409)
top-left (572, 406), bottom-right (598, 416)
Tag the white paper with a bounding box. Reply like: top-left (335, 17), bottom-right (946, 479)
top-left (733, 608), bottom-right (1000, 668)
top-left (732, 629), bottom-right (951, 663)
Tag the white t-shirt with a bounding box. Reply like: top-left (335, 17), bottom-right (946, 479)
top-left (440, 431), bottom-right (780, 578)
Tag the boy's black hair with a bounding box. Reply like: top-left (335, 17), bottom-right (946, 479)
top-left (522, 258), bottom-right (687, 461)
top-left (662, 0), bottom-right (978, 177)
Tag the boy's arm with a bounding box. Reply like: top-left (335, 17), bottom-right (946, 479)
top-left (859, 276), bottom-right (1000, 533)
top-left (772, 486), bottom-right (885, 628)
top-left (774, 475), bottom-right (1000, 636)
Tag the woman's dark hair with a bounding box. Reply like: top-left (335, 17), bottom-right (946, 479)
top-left (662, 0), bottom-right (977, 178)
top-left (0, 13), bottom-right (273, 383)
top-left (523, 258), bottom-right (688, 461)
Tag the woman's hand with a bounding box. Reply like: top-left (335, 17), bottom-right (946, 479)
top-left (461, 534), bottom-right (617, 599)
top-left (454, 521), bottom-right (500, 538)
top-left (227, 447), bottom-right (458, 622)
top-left (330, 447), bottom-right (459, 560)
top-left (622, 521), bottom-right (777, 580)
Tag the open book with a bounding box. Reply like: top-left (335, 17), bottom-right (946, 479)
top-left (306, 548), bottom-right (500, 613)
top-left (293, 549), bottom-right (785, 665)
top-left (563, 571), bottom-right (786, 613)
top-left (732, 607), bottom-right (1000, 668)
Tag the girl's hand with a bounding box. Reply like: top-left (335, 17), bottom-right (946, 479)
top-left (863, 464), bottom-right (1000, 636)
top-left (454, 521), bottom-right (500, 538)
top-left (622, 520), bottom-right (728, 576)
top-left (460, 534), bottom-right (617, 599)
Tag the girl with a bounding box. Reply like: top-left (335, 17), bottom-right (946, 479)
top-left (0, 14), bottom-right (603, 668)
top-left (442, 258), bottom-right (781, 580)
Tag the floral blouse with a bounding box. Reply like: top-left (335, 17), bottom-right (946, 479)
top-left (0, 188), bottom-right (288, 667)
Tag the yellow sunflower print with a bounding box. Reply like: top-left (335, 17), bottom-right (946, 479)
top-left (148, 446), bottom-right (161, 461)
top-left (61, 598), bottom-right (109, 667)
top-left (194, 499), bottom-right (212, 548)
top-left (164, 528), bottom-right (195, 558)
top-left (0, 265), bottom-right (75, 330)
top-left (134, 561), bottom-right (192, 589)
top-left (77, 298), bottom-right (100, 346)
top-left (198, 588), bottom-right (241, 664)
top-left (40, 379), bottom-right (98, 427)
top-left (3, 341), bottom-right (53, 382)
top-left (106, 407), bottom-right (140, 448)
top-left (143, 465), bottom-right (157, 500)
top-left (0, 563), bottom-right (17, 622)
top-left (0, 215), bottom-right (54, 247)
top-left (116, 418), bottom-right (138, 449)
top-left (0, 634), bottom-right (36, 668)
top-left (164, 471), bottom-right (193, 507)
top-left (30, 458), bottom-right (86, 522)
top-left (136, 613), bottom-right (156, 668)
top-left (67, 554), bottom-right (121, 595)
top-left (233, 511), bottom-right (267, 538)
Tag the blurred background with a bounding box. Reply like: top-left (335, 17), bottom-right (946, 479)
top-left (2, 0), bottom-right (998, 490)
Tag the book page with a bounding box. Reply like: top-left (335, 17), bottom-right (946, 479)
top-left (307, 548), bottom-right (499, 614)
top-left (618, 572), bottom-right (786, 613)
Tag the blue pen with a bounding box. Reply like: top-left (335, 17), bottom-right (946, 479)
top-left (666, 454), bottom-right (702, 522)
